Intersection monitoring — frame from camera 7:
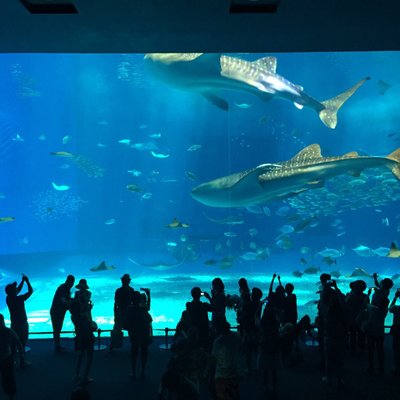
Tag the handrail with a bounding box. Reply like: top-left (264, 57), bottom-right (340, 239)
top-left (25, 324), bottom-right (395, 353)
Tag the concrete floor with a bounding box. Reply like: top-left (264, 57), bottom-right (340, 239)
top-left (9, 334), bottom-right (400, 400)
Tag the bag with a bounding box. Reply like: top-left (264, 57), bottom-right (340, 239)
top-left (69, 298), bottom-right (81, 318)
top-left (91, 321), bottom-right (98, 332)
top-left (111, 329), bottom-right (124, 348)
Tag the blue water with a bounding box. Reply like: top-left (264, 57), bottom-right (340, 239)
top-left (0, 52), bottom-right (399, 335)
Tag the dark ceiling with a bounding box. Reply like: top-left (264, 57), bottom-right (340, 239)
top-left (1, 0), bottom-right (400, 53)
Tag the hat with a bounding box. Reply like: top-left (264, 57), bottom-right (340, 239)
top-left (121, 274), bottom-right (131, 281)
top-left (5, 282), bottom-right (17, 295)
top-left (350, 280), bottom-right (367, 292)
top-left (75, 279), bottom-right (89, 290)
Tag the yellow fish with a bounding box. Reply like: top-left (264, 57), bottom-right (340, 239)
top-left (0, 217), bottom-right (15, 223)
top-left (387, 242), bottom-right (400, 258)
top-left (166, 217), bottom-right (189, 229)
top-left (50, 151), bottom-right (75, 158)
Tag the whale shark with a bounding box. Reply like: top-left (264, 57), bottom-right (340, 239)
top-left (191, 144), bottom-right (400, 208)
top-left (144, 53), bottom-right (369, 129)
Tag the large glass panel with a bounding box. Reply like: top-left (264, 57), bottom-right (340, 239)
top-left (0, 52), bottom-right (399, 335)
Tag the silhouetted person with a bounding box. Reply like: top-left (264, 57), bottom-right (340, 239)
top-left (236, 277), bottom-right (251, 337)
top-left (240, 285), bottom-right (262, 374)
top-left (0, 313), bottom-right (30, 400)
top-left (258, 302), bottom-right (280, 399)
top-left (389, 289), bottom-right (400, 375)
top-left (70, 279), bottom-right (95, 384)
top-left (126, 290), bottom-right (153, 379)
top-left (283, 283), bottom-right (298, 325)
top-left (371, 273), bottom-right (393, 306)
top-left (50, 274), bottom-right (75, 353)
top-left (363, 289), bottom-right (389, 375)
top-left (345, 280), bottom-right (368, 353)
top-left (5, 274), bottom-right (33, 352)
top-left (316, 273), bottom-right (332, 370)
top-left (323, 281), bottom-right (347, 388)
top-left (173, 310), bottom-right (190, 349)
top-left (160, 328), bottom-right (210, 400)
top-left (268, 274), bottom-right (285, 325)
top-left (212, 319), bottom-right (242, 400)
top-left (203, 277), bottom-right (227, 330)
top-left (186, 287), bottom-right (212, 352)
top-left (110, 274), bottom-right (135, 351)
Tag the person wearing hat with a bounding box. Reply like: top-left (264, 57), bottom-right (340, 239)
top-left (71, 278), bottom-right (95, 384)
top-left (50, 274), bottom-right (75, 353)
top-left (346, 280), bottom-right (368, 354)
top-left (5, 274), bottom-right (33, 353)
top-left (109, 274), bottom-right (135, 352)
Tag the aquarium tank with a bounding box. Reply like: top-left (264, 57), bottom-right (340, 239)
top-left (0, 52), bottom-right (399, 337)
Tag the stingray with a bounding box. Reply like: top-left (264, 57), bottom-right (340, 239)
top-left (89, 261), bottom-right (115, 272)
top-left (377, 79), bottom-right (392, 95)
top-left (346, 268), bottom-right (372, 278)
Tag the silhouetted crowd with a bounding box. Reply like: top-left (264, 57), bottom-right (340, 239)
top-left (1, 271), bottom-right (400, 400)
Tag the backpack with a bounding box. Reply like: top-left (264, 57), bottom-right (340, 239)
top-left (69, 297), bottom-right (83, 318)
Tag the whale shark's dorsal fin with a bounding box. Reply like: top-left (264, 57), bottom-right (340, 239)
top-left (99, 261), bottom-right (106, 268)
top-left (291, 144), bottom-right (322, 162)
top-left (252, 57), bottom-right (277, 74)
top-left (343, 151), bottom-right (359, 158)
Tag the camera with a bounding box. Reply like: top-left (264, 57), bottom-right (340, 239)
top-left (200, 292), bottom-right (205, 296)
top-left (140, 288), bottom-right (150, 292)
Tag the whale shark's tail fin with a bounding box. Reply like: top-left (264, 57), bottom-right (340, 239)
top-left (319, 77), bottom-right (370, 129)
top-left (387, 148), bottom-right (400, 179)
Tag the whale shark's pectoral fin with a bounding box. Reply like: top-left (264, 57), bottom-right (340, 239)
top-left (387, 148), bottom-right (400, 179)
top-left (306, 180), bottom-right (325, 188)
top-left (276, 188), bottom-right (309, 200)
top-left (202, 92), bottom-right (229, 111)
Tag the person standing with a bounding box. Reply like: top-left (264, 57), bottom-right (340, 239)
top-left (212, 319), bottom-right (242, 400)
top-left (70, 279), bottom-right (95, 384)
top-left (126, 291), bottom-right (153, 379)
top-left (50, 275), bottom-right (75, 353)
top-left (0, 313), bottom-right (30, 400)
top-left (110, 274), bottom-right (135, 351)
top-left (5, 274), bottom-right (33, 352)
top-left (389, 288), bottom-right (400, 375)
